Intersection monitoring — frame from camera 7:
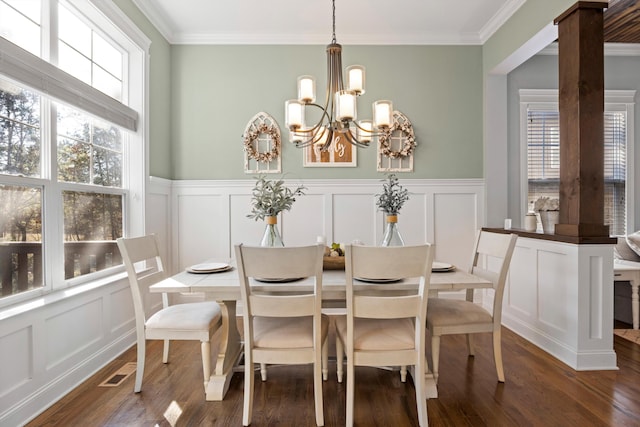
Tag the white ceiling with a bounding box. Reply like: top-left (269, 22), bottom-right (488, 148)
top-left (130, 0), bottom-right (527, 45)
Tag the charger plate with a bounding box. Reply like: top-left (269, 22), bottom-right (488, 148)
top-left (253, 277), bottom-right (306, 283)
top-left (354, 277), bottom-right (403, 283)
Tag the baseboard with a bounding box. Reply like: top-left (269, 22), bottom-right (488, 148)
top-left (502, 315), bottom-right (618, 371)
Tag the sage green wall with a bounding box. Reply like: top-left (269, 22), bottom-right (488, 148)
top-left (114, 0), bottom-right (172, 179)
top-left (170, 45), bottom-right (483, 180)
top-left (482, 0), bottom-right (575, 73)
top-left (114, 0), bottom-right (577, 181)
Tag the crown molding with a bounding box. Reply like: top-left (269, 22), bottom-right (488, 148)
top-left (129, 0), bottom-right (175, 43)
top-left (479, 0), bottom-right (526, 43)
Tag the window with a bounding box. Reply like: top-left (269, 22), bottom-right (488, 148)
top-left (0, 0), bottom-right (41, 56)
top-left (0, 0), bottom-right (148, 305)
top-left (520, 89), bottom-right (635, 236)
top-left (58, 3), bottom-right (124, 101)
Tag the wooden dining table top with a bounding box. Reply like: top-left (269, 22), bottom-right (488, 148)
top-left (150, 261), bottom-right (493, 300)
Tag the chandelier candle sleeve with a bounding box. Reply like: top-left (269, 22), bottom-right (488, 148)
top-left (346, 65), bottom-right (365, 95)
top-left (337, 90), bottom-right (356, 121)
top-left (298, 76), bottom-right (316, 103)
top-left (357, 120), bottom-right (373, 143)
top-left (312, 126), bottom-right (329, 147)
top-left (374, 100), bottom-right (393, 128)
top-left (285, 100), bottom-right (304, 130)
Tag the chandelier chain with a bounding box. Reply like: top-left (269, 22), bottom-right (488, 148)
top-left (331, 0), bottom-right (336, 44)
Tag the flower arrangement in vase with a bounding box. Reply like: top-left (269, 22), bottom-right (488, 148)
top-left (247, 175), bottom-right (306, 246)
top-left (376, 174), bottom-right (410, 246)
top-left (533, 196), bottom-right (559, 234)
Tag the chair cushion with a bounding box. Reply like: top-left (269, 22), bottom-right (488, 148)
top-left (334, 316), bottom-right (415, 350)
top-left (427, 298), bottom-right (492, 327)
top-left (253, 314), bottom-right (329, 349)
top-left (146, 301), bottom-right (221, 331)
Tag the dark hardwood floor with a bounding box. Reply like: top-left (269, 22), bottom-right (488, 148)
top-left (27, 324), bottom-right (640, 426)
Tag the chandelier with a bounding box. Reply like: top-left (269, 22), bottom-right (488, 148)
top-left (284, 0), bottom-right (393, 152)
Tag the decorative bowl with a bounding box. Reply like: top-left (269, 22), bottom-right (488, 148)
top-left (323, 255), bottom-right (345, 270)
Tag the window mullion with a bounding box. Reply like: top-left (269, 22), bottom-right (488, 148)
top-left (40, 0), bottom-right (52, 64)
top-left (43, 101), bottom-right (65, 289)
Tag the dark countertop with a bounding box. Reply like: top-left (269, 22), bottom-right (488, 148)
top-left (483, 227), bottom-right (616, 245)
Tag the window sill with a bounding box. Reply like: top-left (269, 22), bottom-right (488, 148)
top-left (0, 271), bottom-right (129, 322)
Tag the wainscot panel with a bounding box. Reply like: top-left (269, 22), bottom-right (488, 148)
top-left (170, 178), bottom-right (485, 274)
top-left (502, 237), bottom-right (616, 370)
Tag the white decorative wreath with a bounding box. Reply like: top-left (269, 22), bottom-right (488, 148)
top-left (378, 112), bottom-right (416, 159)
top-left (243, 123), bottom-right (281, 163)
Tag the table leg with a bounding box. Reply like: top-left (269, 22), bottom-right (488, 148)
top-left (204, 300), bottom-right (243, 400)
top-left (408, 365), bottom-right (438, 399)
top-left (631, 277), bottom-right (639, 330)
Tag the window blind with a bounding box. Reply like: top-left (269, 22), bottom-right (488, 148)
top-left (526, 109), bottom-right (626, 235)
top-left (0, 36), bottom-right (137, 131)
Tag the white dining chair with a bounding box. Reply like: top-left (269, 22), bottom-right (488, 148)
top-left (426, 230), bottom-right (517, 383)
top-left (335, 244), bottom-right (434, 427)
top-left (117, 235), bottom-right (223, 393)
top-left (235, 244), bottom-right (328, 427)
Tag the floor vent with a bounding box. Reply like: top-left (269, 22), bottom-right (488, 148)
top-left (99, 362), bottom-right (137, 387)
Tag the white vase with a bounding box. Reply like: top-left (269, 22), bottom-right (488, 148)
top-left (539, 210), bottom-right (559, 234)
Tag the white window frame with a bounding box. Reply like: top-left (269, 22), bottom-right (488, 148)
top-left (0, 0), bottom-right (149, 308)
top-left (519, 89), bottom-right (636, 235)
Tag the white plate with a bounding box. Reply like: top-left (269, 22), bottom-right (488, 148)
top-left (186, 262), bottom-right (232, 274)
top-left (432, 262), bottom-right (453, 270)
top-left (354, 277), bottom-right (402, 283)
top-left (432, 262), bottom-right (455, 272)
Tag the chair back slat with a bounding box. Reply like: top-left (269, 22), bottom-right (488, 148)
top-left (237, 245), bottom-right (323, 279)
top-left (476, 230), bottom-right (516, 260)
top-left (249, 294), bottom-right (315, 317)
top-left (354, 294), bottom-right (421, 319)
top-left (468, 267), bottom-right (500, 289)
top-left (350, 245), bottom-right (431, 280)
top-left (119, 235), bottom-right (163, 265)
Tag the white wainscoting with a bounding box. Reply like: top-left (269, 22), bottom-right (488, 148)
top-left (0, 276), bottom-right (138, 426)
top-left (148, 176), bottom-right (173, 271)
top-left (501, 237), bottom-right (617, 370)
top-left (170, 178), bottom-right (485, 274)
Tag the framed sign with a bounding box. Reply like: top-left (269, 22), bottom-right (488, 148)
top-left (303, 134), bottom-right (357, 167)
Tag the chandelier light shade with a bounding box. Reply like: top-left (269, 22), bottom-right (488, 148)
top-left (285, 0), bottom-right (393, 152)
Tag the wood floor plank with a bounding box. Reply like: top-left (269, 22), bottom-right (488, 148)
top-left (26, 326), bottom-right (640, 426)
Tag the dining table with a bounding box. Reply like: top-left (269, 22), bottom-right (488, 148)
top-left (149, 260), bottom-right (493, 401)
